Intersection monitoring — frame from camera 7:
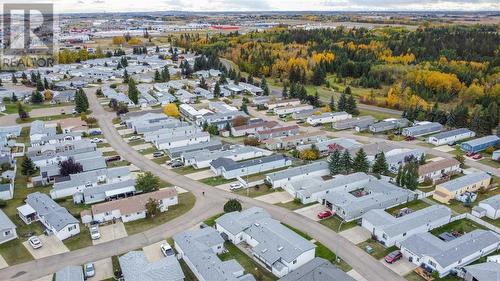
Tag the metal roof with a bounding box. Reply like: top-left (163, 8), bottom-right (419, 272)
top-left (438, 172), bottom-right (490, 192)
top-left (428, 128), bottom-right (474, 140)
top-left (26, 192), bottom-right (78, 231)
top-left (278, 257), bottom-right (355, 281)
top-left (119, 251), bottom-right (185, 281)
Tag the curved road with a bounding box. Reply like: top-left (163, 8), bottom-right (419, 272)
top-left (0, 88), bottom-right (405, 281)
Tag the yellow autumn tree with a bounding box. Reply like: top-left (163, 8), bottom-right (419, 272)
top-left (163, 103), bottom-right (180, 118)
top-left (112, 36), bottom-right (126, 45)
top-left (43, 90), bottom-right (53, 101)
top-left (127, 38), bottom-right (142, 46)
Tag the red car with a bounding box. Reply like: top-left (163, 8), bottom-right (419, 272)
top-left (465, 152), bottom-right (476, 157)
top-left (405, 136), bottom-right (416, 141)
top-left (317, 210), bottom-right (333, 219)
top-left (472, 154), bottom-right (483, 160)
top-left (384, 251), bottom-right (402, 264)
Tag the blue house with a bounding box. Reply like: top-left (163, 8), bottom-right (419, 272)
top-left (460, 135), bottom-right (500, 153)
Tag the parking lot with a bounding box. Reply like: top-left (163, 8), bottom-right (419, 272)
top-left (339, 226), bottom-right (371, 245)
top-left (380, 257), bottom-right (418, 276)
top-left (86, 258), bottom-right (114, 281)
top-left (23, 235), bottom-right (69, 259)
top-left (142, 240), bottom-right (167, 262)
top-left (93, 222), bottom-right (128, 245)
top-left (294, 204), bottom-right (327, 221)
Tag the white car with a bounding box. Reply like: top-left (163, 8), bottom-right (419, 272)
top-left (90, 225), bottom-right (101, 240)
top-left (84, 263), bottom-right (95, 278)
top-left (229, 183), bottom-right (242, 190)
top-left (160, 242), bottom-right (174, 257)
top-left (128, 136), bottom-right (141, 141)
top-left (28, 236), bottom-right (42, 249)
top-left (91, 138), bottom-right (103, 143)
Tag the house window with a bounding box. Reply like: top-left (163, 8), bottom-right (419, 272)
top-left (68, 225), bottom-right (76, 231)
top-left (403, 232), bottom-right (407, 237)
top-left (4, 230), bottom-right (11, 236)
top-left (293, 260), bottom-right (297, 264)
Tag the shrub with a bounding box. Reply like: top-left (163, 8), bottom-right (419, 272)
top-left (244, 137), bottom-right (260, 146)
top-left (223, 199), bottom-right (242, 213)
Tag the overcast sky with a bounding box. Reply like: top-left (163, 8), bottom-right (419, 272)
top-left (7, 0), bottom-right (500, 13)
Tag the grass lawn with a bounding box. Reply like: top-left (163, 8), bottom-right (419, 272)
top-left (319, 216), bottom-right (358, 232)
top-left (124, 192), bottom-right (196, 235)
top-left (203, 213), bottom-right (224, 227)
top-left (386, 200), bottom-right (431, 216)
top-left (179, 258), bottom-right (198, 281)
top-left (233, 185), bottom-right (279, 198)
top-left (103, 151), bottom-right (119, 157)
top-left (96, 142), bottom-right (111, 148)
top-left (138, 147), bottom-right (157, 155)
top-left (479, 158), bottom-right (500, 168)
top-left (174, 166), bottom-right (209, 175)
top-left (358, 108), bottom-right (399, 121)
top-left (106, 160), bottom-right (130, 168)
top-left (358, 239), bottom-right (398, 260)
top-left (0, 238), bottom-right (33, 265)
top-left (152, 157), bottom-right (168, 165)
top-left (405, 272), bottom-right (461, 281)
top-left (219, 242), bottom-right (277, 281)
top-left (4, 101), bottom-right (74, 114)
top-left (275, 201), bottom-right (316, 211)
top-left (63, 224), bottom-right (92, 251)
top-left (482, 216), bottom-right (500, 228)
top-left (16, 114), bottom-right (71, 124)
top-left (128, 139), bottom-right (147, 146)
top-left (199, 176), bottom-right (235, 186)
top-left (430, 219), bottom-right (485, 236)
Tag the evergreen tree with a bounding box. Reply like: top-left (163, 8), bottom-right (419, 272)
top-left (21, 72), bottom-right (27, 81)
top-left (21, 157), bottom-right (36, 176)
top-left (372, 152), bottom-right (388, 175)
top-left (219, 73), bottom-right (227, 85)
top-left (282, 85), bottom-right (288, 99)
top-left (346, 93), bottom-right (358, 115)
top-left (200, 77), bottom-right (208, 90)
top-left (128, 78), bottom-right (139, 104)
top-left (312, 65), bottom-right (326, 85)
top-left (395, 165), bottom-right (403, 186)
top-left (11, 73), bottom-right (17, 84)
top-left (352, 148), bottom-right (369, 173)
top-left (43, 78), bottom-right (49, 89)
top-left (214, 82), bottom-right (221, 98)
top-left (240, 102), bottom-right (248, 114)
top-left (247, 75), bottom-right (254, 84)
top-left (338, 92), bottom-right (347, 111)
top-left (402, 163), bottom-right (419, 191)
top-left (329, 96), bottom-right (336, 112)
top-left (340, 150), bottom-right (352, 174)
top-left (328, 150), bottom-right (342, 175)
top-left (36, 79), bottom-right (44, 91)
top-left (75, 89), bottom-right (89, 113)
top-left (419, 154), bottom-right (426, 165)
top-left (11, 93), bottom-right (18, 102)
top-left (31, 90), bottom-right (44, 104)
top-left (261, 76), bottom-right (269, 96)
top-left (123, 69), bottom-right (129, 83)
top-left (161, 66), bottom-right (170, 82)
top-left (487, 102), bottom-right (498, 133)
top-left (154, 69), bottom-right (161, 82)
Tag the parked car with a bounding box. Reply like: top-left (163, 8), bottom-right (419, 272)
top-left (105, 155), bottom-right (121, 162)
top-left (317, 210), bottom-right (333, 219)
top-left (472, 154), bottom-right (483, 160)
top-left (60, 109), bottom-right (66, 115)
top-left (229, 183), bottom-right (242, 190)
top-left (89, 130), bottom-right (102, 136)
top-left (405, 136), bottom-right (416, 141)
top-left (447, 141), bottom-right (456, 146)
top-left (384, 251), bottom-right (402, 263)
top-left (153, 151), bottom-right (164, 158)
top-left (91, 138), bottom-right (103, 143)
top-left (28, 236), bottom-right (42, 249)
top-left (171, 161), bottom-right (184, 168)
top-left (160, 243), bottom-right (175, 257)
top-left (465, 152), bottom-right (476, 157)
top-left (90, 225), bottom-right (100, 240)
top-left (84, 263), bottom-right (95, 278)
top-left (129, 136), bottom-right (141, 141)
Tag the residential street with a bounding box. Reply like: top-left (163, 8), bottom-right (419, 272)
top-left (0, 87), bottom-right (406, 281)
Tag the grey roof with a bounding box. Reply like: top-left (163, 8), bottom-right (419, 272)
top-left (278, 257), bottom-right (355, 281)
top-left (216, 207), bottom-right (316, 264)
top-left (38, 132), bottom-right (82, 143)
top-left (428, 128), bottom-right (474, 140)
top-left (308, 111), bottom-right (349, 121)
top-left (184, 145), bottom-right (267, 163)
top-left (211, 155), bottom-right (288, 171)
top-left (439, 172), bottom-right (490, 192)
top-left (156, 131), bottom-right (209, 144)
top-left (266, 161), bottom-right (329, 182)
top-left (463, 262), bottom-right (500, 281)
top-left (55, 265), bottom-right (84, 281)
top-left (0, 209), bottom-right (16, 231)
top-left (403, 122), bottom-right (443, 135)
top-left (119, 251), bottom-right (184, 281)
top-left (479, 194), bottom-right (500, 210)
top-left (0, 183), bottom-right (11, 192)
top-left (83, 179), bottom-right (136, 199)
top-left (26, 192), bottom-right (78, 231)
top-left (462, 135), bottom-right (500, 147)
top-left (362, 205), bottom-right (451, 237)
top-left (40, 153), bottom-right (106, 177)
top-left (166, 140), bottom-right (223, 158)
top-left (30, 120), bottom-right (56, 137)
top-left (173, 227), bottom-right (253, 281)
top-left (53, 167), bottom-right (130, 191)
top-left (400, 230), bottom-right (500, 268)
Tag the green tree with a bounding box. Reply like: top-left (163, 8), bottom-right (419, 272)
top-left (224, 199), bottom-right (242, 213)
top-left (240, 102), bottom-right (248, 114)
top-left (123, 69), bottom-right (129, 83)
top-left (419, 154), bottom-right (426, 165)
top-left (21, 157), bottom-right (36, 176)
top-left (17, 102), bottom-right (28, 119)
top-left (372, 152), bottom-right (388, 175)
top-left (207, 124), bottom-right (219, 135)
top-left (329, 96), bottom-right (336, 112)
top-left (340, 150), bottom-right (352, 174)
top-left (31, 90), bottom-right (44, 104)
top-left (337, 92), bottom-right (347, 112)
top-left (11, 93), bottom-right (18, 102)
top-left (128, 78), bottom-right (139, 104)
top-left (328, 149), bottom-right (342, 175)
top-left (11, 73), bottom-right (17, 84)
top-left (75, 89), bottom-right (89, 113)
top-left (455, 154), bottom-right (465, 168)
top-left (135, 171), bottom-right (160, 192)
top-left (346, 94), bottom-right (359, 115)
top-left (402, 162), bottom-right (419, 191)
top-left (282, 85), bottom-right (288, 99)
top-left (395, 165), bottom-right (403, 186)
top-left (214, 82), bottom-right (221, 97)
top-left (154, 69), bottom-right (161, 82)
top-left (352, 148), bottom-right (369, 173)
top-left (261, 76), bottom-right (269, 96)
top-left (145, 198), bottom-right (160, 218)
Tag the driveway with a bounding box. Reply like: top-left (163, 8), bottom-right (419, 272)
top-left (0, 254), bottom-right (8, 269)
top-left (86, 258), bottom-right (113, 281)
top-left (117, 128), bottom-right (134, 135)
top-left (142, 240), bottom-right (166, 262)
top-left (434, 145), bottom-right (455, 152)
top-left (98, 147), bottom-right (115, 153)
top-left (294, 204), bottom-right (326, 221)
top-left (255, 191), bottom-right (293, 204)
top-left (185, 170), bottom-right (215, 180)
top-left (93, 222), bottom-right (128, 245)
top-left (380, 258), bottom-right (418, 276)
top-left (214, 181), bottom-right (239, 191)
top-left (23, 235), bottom-right (69, 259)
top-left (339, 226), bottom-right (371, 245)
top-left (132, 143), bottom-right (153, 151)
top-left (32, 275), bottom-right (53, 281)
top-left (347, 269), bottom-right (369, 281)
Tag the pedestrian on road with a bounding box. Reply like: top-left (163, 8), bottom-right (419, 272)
top-left (202, 191), bottom-right (205, 196)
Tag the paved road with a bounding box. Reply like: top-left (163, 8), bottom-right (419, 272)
top-left (0, 88), bottom-right (405, 281)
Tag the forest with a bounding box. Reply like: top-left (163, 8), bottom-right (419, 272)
top-left (177, 25), bottom-right (500, 135)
